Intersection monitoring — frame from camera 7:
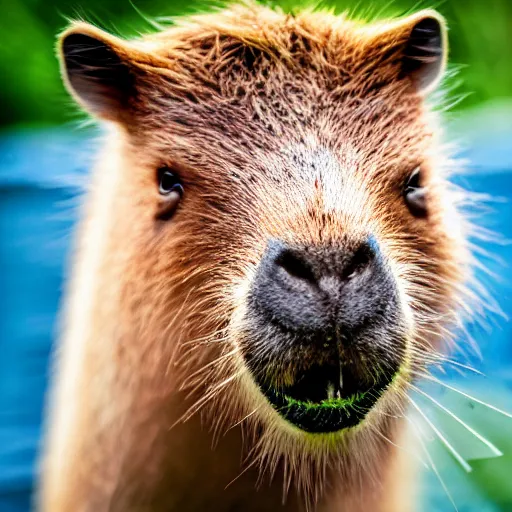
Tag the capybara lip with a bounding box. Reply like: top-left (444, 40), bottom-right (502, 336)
top-left (250, 360), bottom-right (398, 433)
top-left (242, 286), bottom-right (405, 433)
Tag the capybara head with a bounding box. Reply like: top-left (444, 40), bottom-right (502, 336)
top-left (59, 1), bottom-right (471, 497)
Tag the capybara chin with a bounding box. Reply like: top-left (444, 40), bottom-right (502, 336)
top-left (40, 2), bottom-right (472, 511)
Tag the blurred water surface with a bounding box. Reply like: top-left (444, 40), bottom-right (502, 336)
top-left (0, 104), bottom-right (511, 511)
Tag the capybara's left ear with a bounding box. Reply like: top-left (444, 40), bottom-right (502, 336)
top-left (401, 11), bottom-right (447, 93)
top-left (58, 23), bottom-right (144, 121)
top-left (369, 10), bottom-right (448, 94)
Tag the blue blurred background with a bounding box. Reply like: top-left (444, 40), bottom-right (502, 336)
top-left (0, 1), bottom-right (511, 511)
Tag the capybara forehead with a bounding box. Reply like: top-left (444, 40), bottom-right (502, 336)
top-left (137, 82), bottom-right (428, 179)
top-left (138, 3), bottom-right (424, 96)
top-left (134, 8), bottom-right (430, 160)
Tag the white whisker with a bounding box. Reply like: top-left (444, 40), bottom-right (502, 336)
top-left (418, 375), bottom-right (512, 419)
top-left (224, 456), bottom-right (258, 490)
top-left (409, 397), bottom-right (472, 473)
top-left (411, 385), bottom-right (502, 457)
top-left (173, 370), bottom-right (244, 426)
top-left (408, 417), bottom-right (459, 512)
top-left (180, 348), bottom-right (238, 387)
top-left (371, 425), bottom-right (428, 469)
top-left (228, 406), bottom-right (262, 430)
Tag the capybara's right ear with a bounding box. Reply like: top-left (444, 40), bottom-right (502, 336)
top-left (59, 23), bottom-right (140, 121)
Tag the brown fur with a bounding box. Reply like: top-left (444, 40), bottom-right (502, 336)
top-left (40, 2), bottom-right (472, 511)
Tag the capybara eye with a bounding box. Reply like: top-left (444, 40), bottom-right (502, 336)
top-left (158, 167), bottom-right (183, 196)
top-left (156, 167), bottom-right (183, 220)
top-left (404, 167), bottom-right (427, 217)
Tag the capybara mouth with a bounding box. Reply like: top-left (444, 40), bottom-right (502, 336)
top-left (251, 360), bottom-right (397, 433)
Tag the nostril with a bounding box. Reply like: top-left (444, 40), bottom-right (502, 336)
top-left (342, 242), bottom-right (375, 280)
top-left (275, 249), bottom-right (317, 283)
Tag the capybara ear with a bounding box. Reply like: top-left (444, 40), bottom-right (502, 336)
top-left (58, 23), bottom-right (143, 121)
top-left (368, 10), bottom-right (447, 94)
top-left (401, 11), bottom-right (447, 93)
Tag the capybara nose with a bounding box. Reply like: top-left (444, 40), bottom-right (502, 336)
top-left (249, 238), bottom-right (398, 335)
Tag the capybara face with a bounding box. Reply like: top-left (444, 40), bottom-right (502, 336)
top-left (59, 2), bottom-right (470, 480)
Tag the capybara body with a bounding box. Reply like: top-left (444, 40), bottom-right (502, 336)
top-left (40, 2), bottom-right (471, 511)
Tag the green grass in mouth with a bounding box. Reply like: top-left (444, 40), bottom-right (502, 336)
top-left (274, 370), bottom-right (400, 414)
top-left (281, 391), bottom-right (369, 411)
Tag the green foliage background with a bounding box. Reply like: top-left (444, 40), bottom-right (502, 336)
top-left (0, 0), bottom-right (511, 128)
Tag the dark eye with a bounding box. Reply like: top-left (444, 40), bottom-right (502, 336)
top-left (403, 167), bottom-right (427, 217)
top-left (157, 167), bottom-right (184, 220)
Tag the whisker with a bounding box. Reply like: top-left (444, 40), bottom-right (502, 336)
top-left (411, 385), bottom-right (502, 457)
top-left (407, 417), bottom-right (459, 512)
top-left (179, 328), bottom-right (231, 348)
top-left (224, 456), bottom-right (259, 490)
top-left (228, 406), bottom-right (262, 430)
top-left (370, 424), bottom-right (428, 469)
top-left (430, 359), bottom-right (484, 376)
top-left (409, 350), bottom-right (483, 376)
top-left (406, 338), bottom-right (478, 365)
top-left (405, 349), bottom-right (484, 384)
top-left (414, 374), bottom-right (512, 419)
top-left (409, 397), bottom-right (472, 473)
top-left (173, 370), bottom-right (244, 426)
top-left (180, 348), bottom-right (238, 388)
